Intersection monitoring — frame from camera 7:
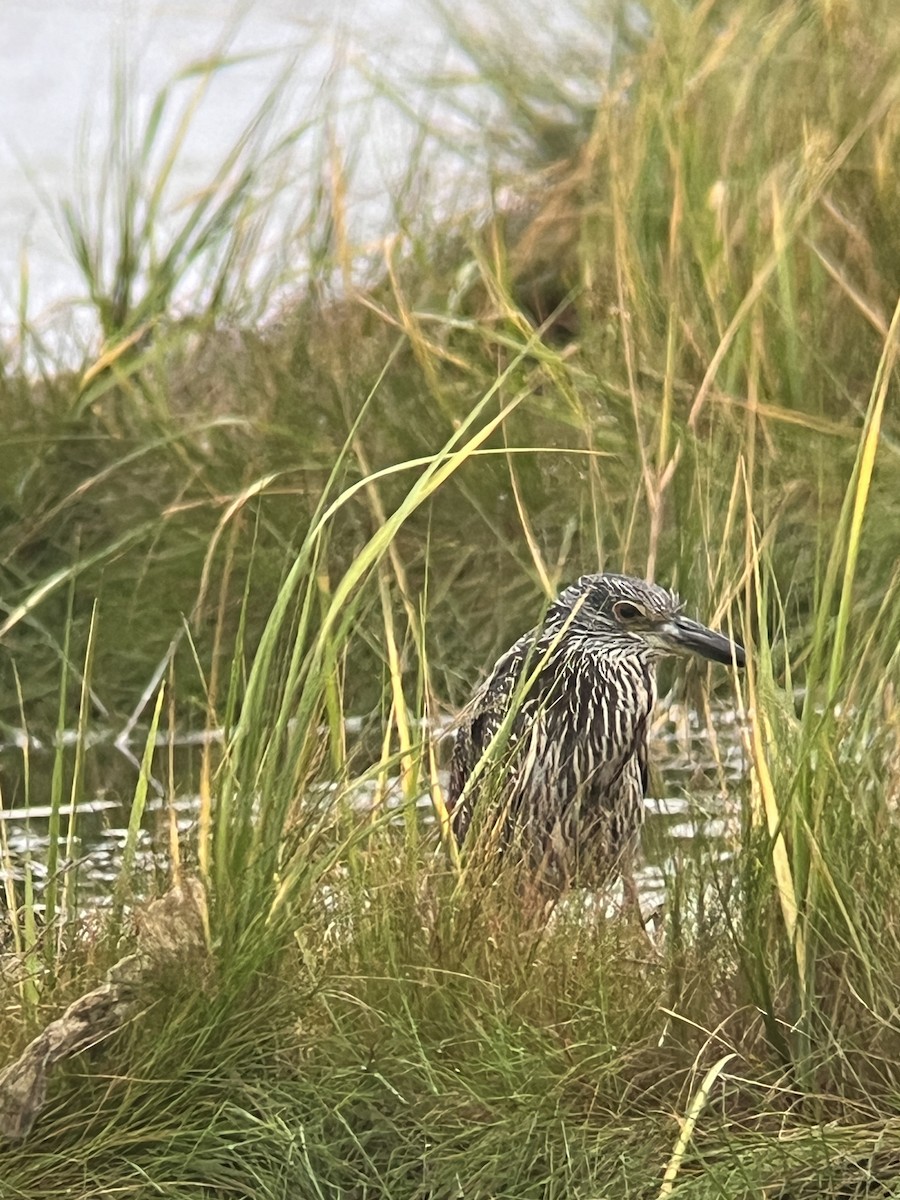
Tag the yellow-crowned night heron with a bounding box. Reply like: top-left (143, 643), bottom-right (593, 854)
top-left (447, 573), bottom-right (745, 890)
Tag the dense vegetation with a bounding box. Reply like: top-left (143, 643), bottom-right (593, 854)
top-left (1, 0), bottom-right (899, 1195)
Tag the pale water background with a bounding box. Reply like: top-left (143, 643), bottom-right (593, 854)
top-left (1, 0), bottom-right (605, 343)
top-left (0, 0), bottom-right (495, 344)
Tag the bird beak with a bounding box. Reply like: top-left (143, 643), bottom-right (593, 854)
top-left (664, 615), bottom-right (746, 669)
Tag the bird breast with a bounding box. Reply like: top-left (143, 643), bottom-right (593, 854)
top-left (516, 646), bottom-right (657, 801)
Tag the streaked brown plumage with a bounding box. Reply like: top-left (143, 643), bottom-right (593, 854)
top-left (447, 573), bottom-right (745, 890)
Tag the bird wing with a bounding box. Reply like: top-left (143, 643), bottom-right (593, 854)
top-left (633, 710), bottom-right (651, 797)
top-left (634, 661), bottom-right (657, 796)
top-left (446, 632), bottom-right (539, 826)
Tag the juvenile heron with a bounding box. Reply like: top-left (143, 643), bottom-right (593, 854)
top-left (447, 573), bottom-right (745, 890)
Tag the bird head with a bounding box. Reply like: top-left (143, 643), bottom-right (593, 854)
top-left (548, 573), bottom-right (746, 669)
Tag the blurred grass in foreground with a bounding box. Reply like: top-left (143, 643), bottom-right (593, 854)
top-left (1, 0), bottom-right (900, 1195)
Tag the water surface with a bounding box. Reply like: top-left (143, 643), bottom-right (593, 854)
top-left (0, 699), bottom-right (747, 909)
top-left (0, 0), bottom-right (469, 341)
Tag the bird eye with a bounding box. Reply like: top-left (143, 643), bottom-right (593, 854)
top-left (613, 601), bottom-right (643, 622)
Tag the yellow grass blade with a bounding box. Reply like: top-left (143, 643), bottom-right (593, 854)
top-left (658, 1054), bottom-right (736, 1197)
top-left (828, 290), bottom-right (900, 697)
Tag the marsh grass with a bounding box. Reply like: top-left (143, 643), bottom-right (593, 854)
top-left (1, 0), bottom-right (900, 1195)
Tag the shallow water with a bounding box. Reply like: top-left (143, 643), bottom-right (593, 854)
top-left (0, 698), bottom-right (747, 911)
